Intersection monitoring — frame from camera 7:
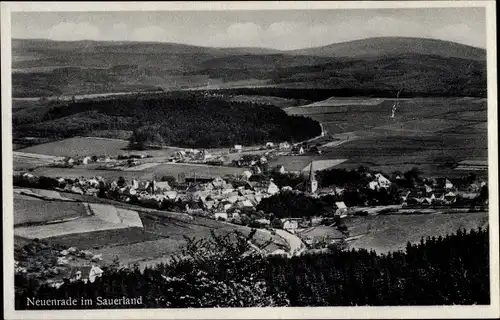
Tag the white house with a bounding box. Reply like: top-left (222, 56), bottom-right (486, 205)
top-left (69, 265), bottom-right (103, 284)
top-left (282, 219), bottom-right (299, 232)
top-left (164, 190), bottom-right (178, 200)
top-left (214, 212), bottom-right (229, 220)
top-left (445, 179), bottom-right (454, 189)
top-left (256, 218), bottom-right (271, 226)
top-left (233, 145), bottom-right (243, 153)
top-left (267, 181), bottom-right (280, 195)
top-left (155, 181), bottom-right (171, 191)
top-left (266, 142), bottom-right (274, 148)
top-left (279, 142), bottom-right (291, 150)
top-left (274, 165), bottom-right (286, 174)
top-left (57, 257), bottom-right (70, 265)
top-left (82, 156), bottom-right (92, 165)
top-left (444, 191), bottom-right (457, 204)
top-left (368, 181), bottom-right (379, 190)
top-left (242, 170), bottom-right (253, 180)
top-left (252, 166), bottom-right (262, 175)
top-left (335, 202), bottom-right (348, 217)
top-left (375, 173), bottom-right (392, 189)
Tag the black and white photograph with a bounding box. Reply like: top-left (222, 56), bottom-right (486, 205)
top-left (2, 1), bottom-right (498, 319)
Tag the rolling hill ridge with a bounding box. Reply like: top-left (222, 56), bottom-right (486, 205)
top-left (11, 37), bottom-right (486, 97)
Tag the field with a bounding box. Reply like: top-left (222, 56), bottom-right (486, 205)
top-left (18, 136), bottom-right (131, 157)
top-left (13, 190), bottom-right (288, 269)
top-left (268, 155), bottom-right (349, 173)
top-left (344, 212), bottom-right (489, 253)
top-left (38, 212), bottom-right (286, 268)
top-left (94, 215), bottom-right (287, 268)
top-left (30, 161), bottom-right (249, 181)
top-left (42, 227), bottom-right (162, 249)
top-left (14, 215), bottom-right (137, 239)
top-left (141, 163), bottom-right (248, 180)
top-left (15, 188), bottom-right (77, 201)
top-left (283, 97), bottom-right (488, 178)
top-left (31, 167), bottom-right (155, 180)
top-left (14, 197), bottom-right (88, 226)
top-left (88, 203), bottom-right (143, 228)
top-left (13, 151), bottom-right (64, 171)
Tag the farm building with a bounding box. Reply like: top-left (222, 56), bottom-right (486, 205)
top-left (335, 202), bottom-right (348, 217)
top-left (233, 145), bottom-right (243, 153)
top-left (282, 218), bottom-right (300, 233)
top-left (214, 212), bottom-right (228, 220)
top-left (300, 226), bottom-right (345, 245)
top-left (273, 165), bottom-right (286, 174)
top-left (368, 173), bottom-right (392, 191)
top-left (279, 142), bottom-right (291, 150)
top-left (256, 218), bottom-right (271, 226)
top-left (68, 265), bottom-right (103, 284)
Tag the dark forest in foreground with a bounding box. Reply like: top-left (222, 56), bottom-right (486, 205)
top-left (15, 227), bottom-right (489, 309)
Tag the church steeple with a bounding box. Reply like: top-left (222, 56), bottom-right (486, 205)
top-left (308, 161), bottom-right (318, 193)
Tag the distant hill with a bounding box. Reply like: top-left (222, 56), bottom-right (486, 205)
top-left (288, 37), bottom-right (486, 61)
top-left (11, 37), bottom-right (486, 97)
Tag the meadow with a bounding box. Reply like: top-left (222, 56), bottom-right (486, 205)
top-left (94, 215), bottom-right (287, 268)
top-left (13, 190), bottom-right (288, 268)
top-left (31, 167), bottom-right (155, 181)
top-left (344, 211), bottom-right (489, 253)
top-left (18, 137), bottom-right (131, 157)
top-left (283, 97), bottom-right (488, 177)
top-left (14, 197), bottom-right (87, 226)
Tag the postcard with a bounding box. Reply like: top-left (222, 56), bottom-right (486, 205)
top-left (2, 1), bottom-right (498, 319)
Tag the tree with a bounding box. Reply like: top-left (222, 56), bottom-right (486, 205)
top-left (271, 217), bottom-right (283, 229)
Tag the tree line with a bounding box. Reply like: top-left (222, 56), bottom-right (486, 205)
top-left (15, 227), bottom-right (489, 309)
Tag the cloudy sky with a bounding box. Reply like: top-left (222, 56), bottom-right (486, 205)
top-left (11, 7), bottom-right (486, 49)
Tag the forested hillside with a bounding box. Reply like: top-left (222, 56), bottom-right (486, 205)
top-left (13, 92), bottom-right (321, 148)
top-left (12, 37), bottom-right (486, 97)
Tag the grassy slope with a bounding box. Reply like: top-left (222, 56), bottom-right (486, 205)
top-left (289, 37), bottom-right (486, 60)
top-left (14, 198), bottom-right (87, 226)
top-left (13, 192), bottom-right (287, 266)
top-left (345, 212), bottom-right (489, 254)
top-left (283, 97), bottom-right (488, 177)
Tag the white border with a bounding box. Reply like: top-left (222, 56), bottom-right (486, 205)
top-left (2, 1), bottom-right (498, 319)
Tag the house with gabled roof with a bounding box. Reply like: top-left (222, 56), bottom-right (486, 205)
top-left (68, 265), bottom-right (103, 284)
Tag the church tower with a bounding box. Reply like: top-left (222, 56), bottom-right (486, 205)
top-left (307, 161), bottom-right (318, 194)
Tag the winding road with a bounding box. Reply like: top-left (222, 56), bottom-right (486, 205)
top-left (275, 229), bottom-right (306, 256)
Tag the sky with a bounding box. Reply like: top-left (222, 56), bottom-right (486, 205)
top-left (11, 8), bottom-right (486, 49)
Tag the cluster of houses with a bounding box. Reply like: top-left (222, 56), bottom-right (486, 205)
top-left (232, 141), bottom-right (318, 156)
top-left (170, 149), bottom-right (227, 165)
top-left (15, 171), bottom-right (286, 221)
top-left (15, 246), bottom-right (105, 289)
top-left (53, 153), bottom-right (151, 169)
top-left (401, 177), bottom-right (487, 206)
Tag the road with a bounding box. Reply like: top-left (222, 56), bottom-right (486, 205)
top-left (275, 229), bottom-right (306, 256)
top-left (13, 91), bottom-right (165, 102)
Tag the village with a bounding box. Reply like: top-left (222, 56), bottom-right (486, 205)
top-left (15, 139), bottom-right (488, 237)
top-left (12, 133), bottom-right (489, 289)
